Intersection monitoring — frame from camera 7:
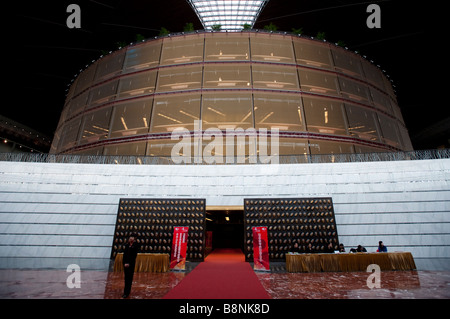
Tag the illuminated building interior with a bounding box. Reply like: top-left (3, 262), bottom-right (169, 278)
top-left (51, 32), bottom-right (412, 160)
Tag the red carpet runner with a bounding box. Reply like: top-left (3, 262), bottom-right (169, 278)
top-left (163, 248), bottom-right (271, 299)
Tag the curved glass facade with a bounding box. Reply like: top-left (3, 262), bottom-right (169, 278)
top-left (51, 32), bottom-right (412, 160)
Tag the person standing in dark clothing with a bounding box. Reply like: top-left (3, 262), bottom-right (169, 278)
top-left (122, 233), bottom-right (139, 298)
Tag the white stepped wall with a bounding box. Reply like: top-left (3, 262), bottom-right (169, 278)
top-left (0, 159), bottom-right (448, 270)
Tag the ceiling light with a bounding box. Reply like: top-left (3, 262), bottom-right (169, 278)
top-left (187, 0), bottom-right (270, 31)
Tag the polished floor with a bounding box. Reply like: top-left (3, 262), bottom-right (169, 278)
top-left (1, 264), bottom-right (449, 299)
top-left (255, 269), bottom-right (450, 299)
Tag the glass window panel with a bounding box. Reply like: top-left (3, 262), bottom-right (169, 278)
top-left (189, 0), bottom-right (267, 31)
top-left (59, 108), bottom-right (71, 127)
top-left (59, 118), bottom-right (81, 151)
top-left (378, 114), bottom-right (402, 148)
top-left (50, 127), bottom-right (62, 153)
top-left (147, 138), bottom-right (199, 164)
top-left (117, 70), bottom-right (157, 98)
top-left (383, 75), bottom-right (396, 100)
top-left (147, 139), bottom-right (181, 158)
top-left (55, 109), bottom-right (69, 133)
top-left (198, 131), bottom-right (261, 164)
top-left (88, 80), bottom-right (118, 107)
top-left (293, 39), bottom-right (333, 69)
top-left (65, 77), bottom-right (78, 106)
top-left (391, 104), bottom-right (405, 125)
top-left (254, 92), bottom-right (303, 131)
top-left (189, 0), bottom-right (268, 31)
top-left (157, 65), bottom-right (203, 92)
top-left (94, 51), bottom-right (125, 82)
top-left (331, 48), bottom-right (363, 77)
top-left (151, 93), bottom-right (201, 133)
top-left (354, 145), bottom-right (386, 153)
top-left (204, 33), bottom-right (250, 61)
top-left (345, 104), bottom-right (380, 142)
top-left (277, 138), bottom-right (308, 155)
top-left (67, 91), bottom-right (89, 118)
top-left (338, 77), bottom-right (370, 102)
top-left (203, 64), bottom-right (251, 89)
top-left (252, 64), bottom-right (299, 91)
top-left (309, 140), bottom-right (354, 155)
top-left (202, 92), bottom-right (253, 130)
top-left (104, 142), bottom-right (147, 156)
top-left (110, 98), bottom-right (153, 138)
top-left (74, 64), bottom-right (97, 95)
top-left (398, 126), bottom-right (413, 151)
top-left (303, 97), bottom-right (347, 136)
top-left (79, 108), bottom-right (112, 144)
top-left (369, 87), bottom-right (393, 115)
top-left (250, 34), bottom-right (295, 64)
top-left (124, 41), bottom-right (162, 72)
top-left (361, 60), bottom-right (385, 87)
top-left (299, 69), bottom-right (339, 96)
top-left (72, 146), bottom-right (104, 156)
top-left (221, 131), bottom-right (260, 164)
top-left (160, 36), bottom-right (204, 66)
top-left (201, 136), bottom-right (225, 161)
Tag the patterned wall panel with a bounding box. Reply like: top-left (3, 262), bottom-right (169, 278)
top-left (111, 198), bottom-right (206, 261)
top-left (244, 197), bottom-right (339, 261)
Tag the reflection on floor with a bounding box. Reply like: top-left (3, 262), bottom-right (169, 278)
top-left (1, 266), bottom-right (449, 299)
top-left (255, 269), bottom-right (450, 299)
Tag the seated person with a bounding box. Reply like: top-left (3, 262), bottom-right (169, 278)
top-left (350, 245), bottom-right (367, 253)
top-left (356, 245), bottom-right (367, 252)
top-left (338, 243), bottom-right (345, 253)
top-left (324, 242), bottom-right (335, 253)
top-left (377, 241), bottom-right (387, 252)
top-left (304, 243), bottom-right (315, 254)
top-left (290, 242), bottom-right (301, 253)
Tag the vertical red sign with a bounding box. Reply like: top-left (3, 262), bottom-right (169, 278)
top-left (252, 226), bottom-right (270, 271)
top-left (170, 226), bottom-right (189, 270)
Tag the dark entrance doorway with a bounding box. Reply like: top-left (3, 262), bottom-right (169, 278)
top-left (206, 209), bottom-right (244, 250)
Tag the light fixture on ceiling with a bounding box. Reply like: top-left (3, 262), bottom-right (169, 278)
top-left (186, 0), bottom-right (270, 32)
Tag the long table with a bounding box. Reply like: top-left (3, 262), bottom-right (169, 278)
top-left (286, 252), bottom-right (416, 273)
top-left (113, 253), bottom-right (170, 273)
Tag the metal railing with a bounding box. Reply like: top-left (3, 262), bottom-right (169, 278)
top-left (0, 149), bottom-right (449, 165)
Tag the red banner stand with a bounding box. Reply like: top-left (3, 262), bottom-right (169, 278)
top-left (252, 226), bottom-right (270, 271)
top-left (170, 226), bottom-right (189, 270)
